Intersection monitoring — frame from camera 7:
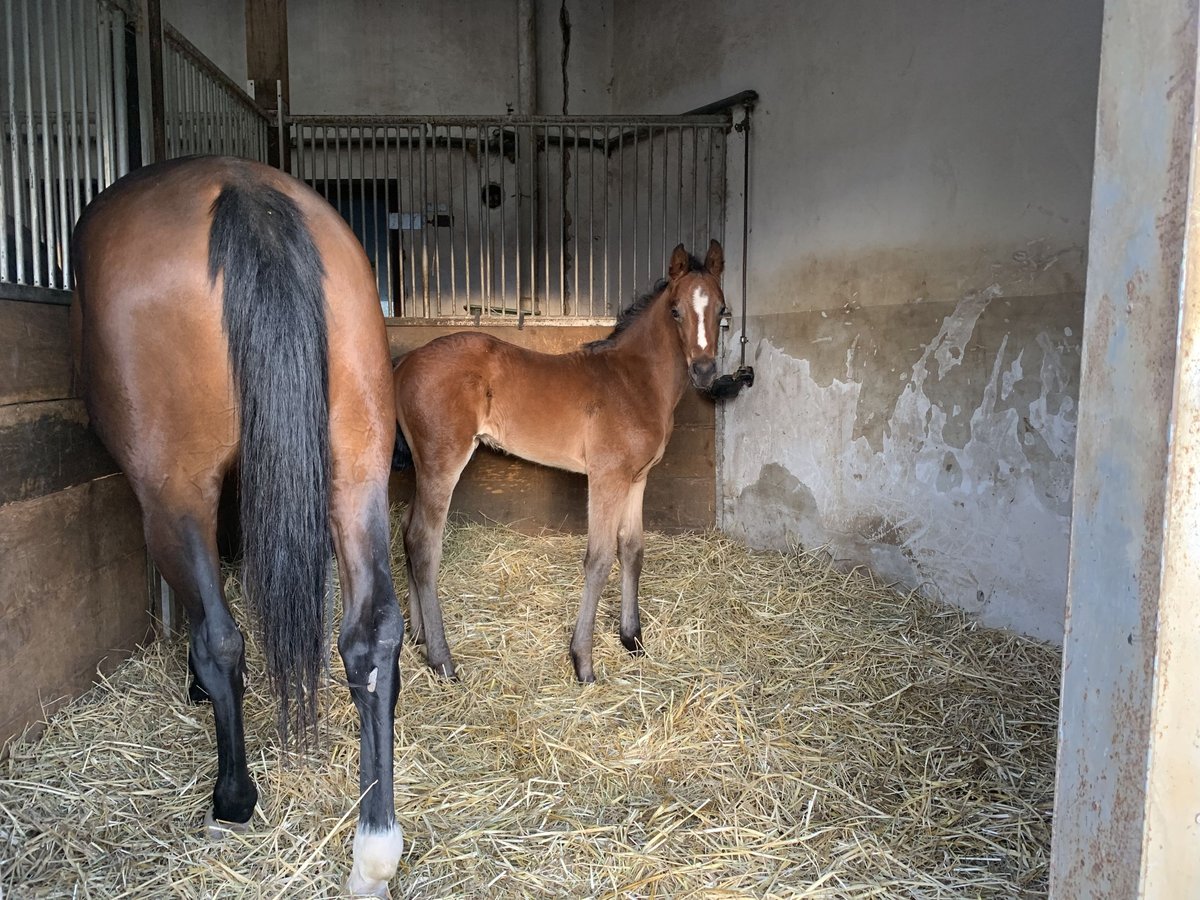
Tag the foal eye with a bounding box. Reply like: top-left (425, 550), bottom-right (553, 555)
top-left (719, 306), bottom-right (730, 317)
top-left (671, 306), bottom-right (682, 321)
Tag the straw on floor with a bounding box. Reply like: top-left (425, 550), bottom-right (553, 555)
top-left (0, 514), bottom-right (1060, 898)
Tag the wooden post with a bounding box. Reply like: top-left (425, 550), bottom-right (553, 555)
top-left (245, 0), bottom-right (289, 170)
top-left (136, 0), bottom-right (165, 164)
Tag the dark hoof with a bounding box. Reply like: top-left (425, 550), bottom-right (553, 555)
top-left (188, 678), bottom-right (211, 704)
top-left (620, 630), bottom-right (645, 656)
top-left (429, 659), bottom-right (457, 681)
top-left (570, 651), bottom-right (595, 684)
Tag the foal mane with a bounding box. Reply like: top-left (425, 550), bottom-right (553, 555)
top-left (584, 253), bottom-right (706, 351)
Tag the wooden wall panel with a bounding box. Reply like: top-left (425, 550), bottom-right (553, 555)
top-left (0, 299), bottom-right (72, 405)
top-left (0, 399), bottom-right (120, 505)
top-left (386, 323), bottom-right (716, 533)
top-left (0, 476), bottom-right (151, 745)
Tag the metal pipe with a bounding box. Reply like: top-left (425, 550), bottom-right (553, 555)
top-left (20, 0), bottom-right (40, 284)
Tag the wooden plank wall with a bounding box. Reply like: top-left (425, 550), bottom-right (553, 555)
top-left (386, 324), bottom-right (717, 534)
top-left (0, 299), bottom-right (151, 747)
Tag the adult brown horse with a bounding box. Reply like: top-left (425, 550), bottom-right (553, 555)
top-left (71, 156), bottom-right (403, 896)
top-left (393, 241), bottom-right (726, 683)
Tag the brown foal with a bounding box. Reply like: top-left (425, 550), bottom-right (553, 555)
top-left (393, 241), bottom-right (727, 682)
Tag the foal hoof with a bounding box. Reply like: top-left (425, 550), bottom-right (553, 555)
top-left (204, 807), bottom-right (251, 840)
top-left (347, 823), bottom-right (403, 898)
top-left (620, 630), bottom-right (645, 656)
top-left (428, 659), bottom-right (457, 681)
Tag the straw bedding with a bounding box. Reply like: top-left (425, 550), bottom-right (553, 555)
top-left (1, 514), bottom-right (1059, 898)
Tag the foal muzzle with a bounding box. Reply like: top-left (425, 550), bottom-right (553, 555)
top-left (690, 358), bottom-right (718, 390)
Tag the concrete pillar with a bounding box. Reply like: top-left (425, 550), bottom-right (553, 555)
top-left (1050, 0), bottom-right (1200, 895)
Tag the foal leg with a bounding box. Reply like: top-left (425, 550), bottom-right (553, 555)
top-left (570, 472), bottom-right (632, 683)
top-left (142, 493), bottom-right (257, 831)
top-left (618, 478), bottom-right (649, 655)
top-left (403, 452), bottom-right (472, 680)
top-left (332, 482), bottom-right (405, 898)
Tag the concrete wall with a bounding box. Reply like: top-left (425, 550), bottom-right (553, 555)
top-left (609, 0), bottom-right (1102, 642)
top-left (162, 0), bottom-right (247, 87)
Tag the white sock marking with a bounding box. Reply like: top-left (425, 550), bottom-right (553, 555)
top-left (366, 667), bottom-right (378, 693)
top-left (692, 286), bottom-right (710, 350)
top-left (348, 822), bottom-right (404, 896)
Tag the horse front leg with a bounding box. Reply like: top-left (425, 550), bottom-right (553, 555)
top-left (618, 478), bottom-right (649, 655)
top-left (333, 484), bottom-right (405, 898)
top-left (571, 473), bottom-right (630, 682)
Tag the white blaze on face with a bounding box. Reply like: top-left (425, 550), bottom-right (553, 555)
top-left (691, 285), bottom-right (710, 351)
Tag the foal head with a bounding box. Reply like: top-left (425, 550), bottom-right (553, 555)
top-left (666, 240), bottom-right (727, 390)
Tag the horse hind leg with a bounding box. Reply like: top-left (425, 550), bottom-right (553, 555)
top-left (141, 490), bottom-right (258, 831)
top-left (331, 483), bottom-right (405, 897)
top-left (404, 451), bottom-right (473, 680)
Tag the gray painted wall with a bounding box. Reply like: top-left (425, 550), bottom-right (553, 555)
top-left (610, 0), bottom-right (1102, 642)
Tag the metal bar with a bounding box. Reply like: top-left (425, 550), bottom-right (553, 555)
top-left (64, 0), bottom-right (81, 235)
top-left (35, 0), bottom-right (57, 287)
top-left (20, 0), bottom-right (40, 284)
top-left (617, 124), bottom-right (624, 310)
top-left (112, 10), bottom-right (127, 176)
top-left (558, 124), bottom-right (564, 315)
top-left (661, 126), bottom-right (668, 274)
top-left (431, 123), bottom-right (442, 315)
top-left (79, 0), bottom-right (94, 204)
top-left (604, 124), bottom-right (610, 314)
top-left (163, 24), bottom-right (268, 120)
top-left (543, 123), bottom-right (550, 315)
top-left (478, 121), bottom-right (487, 312)
top-left (460, 123), bottom-right (469, 311)
top-left (691, 126), bottom-right (698, 247)
top-left (98, 3), bottom-right (113, 186)
top-left (371, 125), bottom-right (381, 309)
top-left (4, 0), bottom-right (19, 284)
top-left (572, 124), bottom-right (579, 314)
top-left (513, 122), bottom-right (520, 314)
top-left (500, 126), bottom-right (507, 315)
top-left (588, 123), bottom-right (595, 315)
top-left (0, 0), bottom-right (13, 284)
top-left (382, 126), bottom-right (393, 315)
top-left (706, 126), bottom-right (713, 246)
top-left (631, 122), bottom-right (638, 295)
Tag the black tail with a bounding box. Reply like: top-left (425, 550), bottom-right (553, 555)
top-left (392, 424), bottom-right (413, 471)
top-left (209, 181), bottom-right (330, 745)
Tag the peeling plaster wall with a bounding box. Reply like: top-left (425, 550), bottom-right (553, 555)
top-left (609, 0), bottom-right (1102, 641)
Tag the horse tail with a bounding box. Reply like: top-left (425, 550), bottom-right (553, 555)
top-left (208, 180), bottom-right (330, 746)
top-left (392, 424), bottom-right (413, 471)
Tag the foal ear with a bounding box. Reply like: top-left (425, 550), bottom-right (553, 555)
top-left (668, 243), bottom-right (690, 281)
top-left (704, 239), bottom-right (725, 279)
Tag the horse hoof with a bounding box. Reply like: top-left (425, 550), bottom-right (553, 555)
top-left (620, 631), bottom-right (645, 655)
top-left (429, 660), bottom-right (457, 681)
top-left (204, 807), bottom-right (251, 840)
top-left (347, 824), bottom-right (402, 897)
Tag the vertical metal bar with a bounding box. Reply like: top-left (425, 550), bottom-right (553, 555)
top-left (558, 125), bottom-right (565, 315)
top-left (705, 126), bottom-right (713, 245)
top-left (51, 0), bottom-right (70, 286)
top-left (382, 126), bottom-right (394, 315)
top-left (588, 124), bottom-right (595, 316)
top-left (405, 125), bottom-right (416, 314)
top-left (20, 0), bottom-right (40, 284)
top-left (660, 127), bottom-right (668, 275)
top-left (1, 0), bottom-right (15, 283)
top-left (572, 124), bottom-right (579, 314)
top-left (419, 124), bottom-right (430, 317)
top-left (603, 125), bottom-right (610, 315)
top-left (459, 123), bottom-right (469, 310)
top-left (64, 0), bottom-right (81, 230)
top-left (617, 125), bottom-right (624, 311)
top-left (500, 125), bottom-right (507, 314)
top-left (631, 125), bottom-right (638, 298)
top-left (543, 123), bottom-right (550, 316)
top-left (34, 0), bottom-right (57, 287)
top-left (513, 123), bottom-right (520, 314)
top-left (676, 126), bottom-right (684, 252)
top-left (447, 126), bottom-right (457, 313)
top-left (370, 125), bottom-right (381, 309)
top-left (98, 3), bottom-right (114, 186)
top-left (476, 121), bottom-right (484, 313)
top-left (112, 11), bottom-right (127, 176)
top-left (528, 122), bottom-right (536, 314)
top-left (79, 0), bottom-right (94, 204)
top-left (431, 123), bottom-right (442, 314)
top-left (691, 126), bottom-right (698, 247)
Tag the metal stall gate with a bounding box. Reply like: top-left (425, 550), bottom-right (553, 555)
top-left (284, 114), bottom-right (734, 322)
top-left (1, 0), bottom-right (270, 306)
top-left (1, 0), bottom-right (135, 301)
